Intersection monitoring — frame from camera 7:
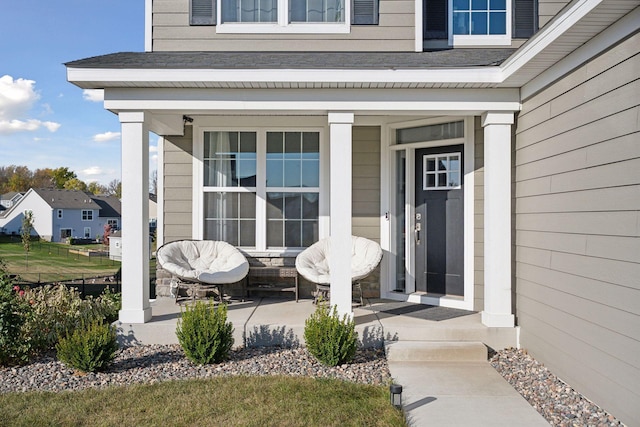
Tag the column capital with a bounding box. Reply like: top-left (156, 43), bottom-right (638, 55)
top-left (119, 111), bottom-right (148, 124)
top-left (481, 111), bottom-right (515, 127)
top-left (328, 112), bottom-right (355, 124)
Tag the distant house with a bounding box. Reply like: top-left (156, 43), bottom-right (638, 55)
top-left (109, 230), bottom-right (122, 261)
top-left (0, 188), bottom-right (121, 242)
top-left (0, 192), bottom-right (24, 209)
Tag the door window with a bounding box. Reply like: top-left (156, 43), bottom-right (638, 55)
top-left (423, 152), bottom-right (461, 190)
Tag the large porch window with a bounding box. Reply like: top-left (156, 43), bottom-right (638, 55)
top-left (202, 129), bottom-right (320, 250)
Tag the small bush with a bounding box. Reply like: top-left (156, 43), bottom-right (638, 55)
top-left (56, 320), bottom-right (118, 373)
top-left (0, 263), bottom-right (32, 366)
top-left (21, 284), bottom-right (115, 352)
top-left (304, 304), bottom-right (358, 366)
top-left (176, 301), bottom-right (234, 364)
top-left (92, 288), bottom-right (121, 324)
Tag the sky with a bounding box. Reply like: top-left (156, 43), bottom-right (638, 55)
top-left (0, 0), bottom-right (158, 187)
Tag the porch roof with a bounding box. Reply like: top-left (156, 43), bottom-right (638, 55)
top-left (65, 50), bottom-right (515, 70)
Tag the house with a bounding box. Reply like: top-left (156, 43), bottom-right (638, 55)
top-left (0, 192), bottom-right (24, 210)
top-left (65, 0), bottom-right (639, 424)
top-left (0, 188), bottom-right (121, 242)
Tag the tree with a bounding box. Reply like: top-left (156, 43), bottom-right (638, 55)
top-left (107, 179), bottom-right (122, 199)
top-left (87, 181), bottom-right (107, 195)
top-left (150, 170), bottom-right (158, 196)
top-left (32, 168), bottom-right (55, 188)
top-left (63, 178), bottom-right (88, 192)
top-left (21, 211), bottom-right (34, 269)
top-left (51, 167), bottom-right (77, 189)
top-left (6, 166), bottom-right (32, 192)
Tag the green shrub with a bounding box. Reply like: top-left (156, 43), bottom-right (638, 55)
top-left (304, 304), bottom-right (358, 367)
top-left (21, 284), bottom-right (115, 352)
top-left (0, 262), bottom-right (32, 366)
top-left (92, 288), bottom-right (121, 324)
top-left (56, 320), bottom-right (118, 373)
top-left (176, 301), bottom-right (234, 364)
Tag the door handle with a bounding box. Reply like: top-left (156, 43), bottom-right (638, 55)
top-left (415, 222), bottom-right (421, 245)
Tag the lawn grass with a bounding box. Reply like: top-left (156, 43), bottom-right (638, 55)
top-left (0, 376), bottom-right (406, 427)
top-left (0, 238), bottom-right (120, 278)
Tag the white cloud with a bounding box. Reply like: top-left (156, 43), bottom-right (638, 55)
top-left (83, 166), bottom-right (104, 176)
top-left (149, 145), bottom-right (158, 153)
top-left (0, 75), bottom-right (38, 118)
top-left (93, 131), bottom-right (121, 142)
top-left (83, 89), bottom-right (104, 102)
top-left (0, 119), bottom-right (60, 134)
top-left (0, 75), bottom-right (61, 135)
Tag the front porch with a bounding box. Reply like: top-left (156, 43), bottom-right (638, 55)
top-left (116, 296), bottom-right (518, 351)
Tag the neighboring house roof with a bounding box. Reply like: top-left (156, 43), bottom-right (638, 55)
top-left (32, 188), bottom-right (102, 210)
top-left (91, 195), bottom-right (121, 218)
top-left (1, 192), bottom-right (23, 201)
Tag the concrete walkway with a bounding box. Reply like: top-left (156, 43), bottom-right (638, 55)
top-left (118, 297), bottom-right (548, 426)
top-left (388, 360), bottom-right (549, 426)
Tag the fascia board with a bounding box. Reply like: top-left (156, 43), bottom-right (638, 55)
top-left (67, 67), bottom-right (504, 88)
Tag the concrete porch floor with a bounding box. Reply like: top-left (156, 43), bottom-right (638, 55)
top-left (116, 297), bottom-right (518, 351)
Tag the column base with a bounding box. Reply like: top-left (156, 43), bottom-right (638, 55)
top-left (119, 307), bottom-right (153, 324)
top-left (481, 311), bottom-right (515, 328)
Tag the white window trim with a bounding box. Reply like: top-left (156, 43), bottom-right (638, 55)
top-left (193, 126), bottom-right (326, 254)
top-left (422, 152), bottom-right (462, 190)
top-left (84, 227), bottom-right (92, 239)
top-left (81, 209), bottom-right (93, 221)
top-left (216, 0), bottom-right (350, 33)
top-left (381, 116), bottom-right (475, 311)
top-left (448, 1), bottom-right (512, 46)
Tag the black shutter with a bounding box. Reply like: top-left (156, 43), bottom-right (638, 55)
top-left (513, 0), bottom-right (536, 38)
top-left (190, 0), bottom-right (216, 25)
top-left (352, 0), bottom-right (379, 25)
top-left (424, 0), bottom-right (447, 39)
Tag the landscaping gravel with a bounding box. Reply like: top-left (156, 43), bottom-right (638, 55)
top-left (0, 345), bottom-right (390, 394)
top-left (490, 348), bottom-right (624, 427)
top-left (0, 345), bottom-right (626, 427)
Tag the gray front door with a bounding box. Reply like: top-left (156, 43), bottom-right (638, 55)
top-left (415, 145), bottom-right (464, 296)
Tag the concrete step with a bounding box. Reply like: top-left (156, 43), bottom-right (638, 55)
top-left (385, 341), bottom-right (488, 362)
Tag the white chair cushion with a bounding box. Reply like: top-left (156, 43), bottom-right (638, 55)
top-left (295, 236), bottom-right (382, 284)
top-left (157, 240), bottom-right (249, 284)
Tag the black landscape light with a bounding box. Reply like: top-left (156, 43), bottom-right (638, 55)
top-left (390, 383), bottom-right (403, 408)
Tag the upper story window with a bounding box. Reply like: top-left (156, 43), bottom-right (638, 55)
top-left (424, 0), bottom-right (536, 46)
top-left (452, 0), bottom-right (506, 36)
top-left (57, 209), bottom-right (63, 219)
top-left (191, 0), bottom-right (378, 33)
top-left (82, 210), bottom-right (93, 221)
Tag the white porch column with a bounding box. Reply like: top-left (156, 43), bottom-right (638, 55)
top-left (118, 111), bottom-right (152, 324)
top-left (481, 111), bottom-right (515, 328)
top-left (328, 112), bottom-right (354, 318)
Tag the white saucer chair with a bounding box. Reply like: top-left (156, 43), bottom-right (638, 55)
top-left (295, 236), bottom-right (383, 306)
top-left (156, 240), bottom-right (249, 303)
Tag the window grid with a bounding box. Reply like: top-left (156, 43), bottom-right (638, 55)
top-left (202, 130), bottom-right (320, 250)
top-left (423, 153), bottom-right (462, 190)
top-left (82, 210), bottom-right (93, 221)
top-left (452, 0), bottom-right (507, 35)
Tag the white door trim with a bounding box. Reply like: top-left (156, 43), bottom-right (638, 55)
top-left (382, 116), bottom-right (475, 310)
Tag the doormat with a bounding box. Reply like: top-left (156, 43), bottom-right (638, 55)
top-left (364, 301), bottom-right (476, 322)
